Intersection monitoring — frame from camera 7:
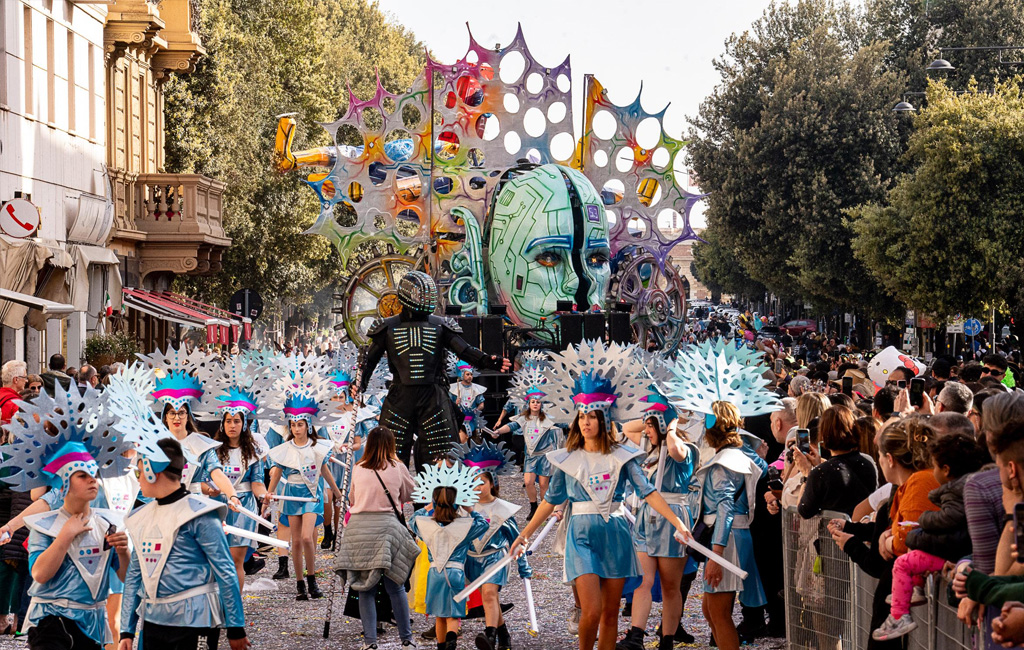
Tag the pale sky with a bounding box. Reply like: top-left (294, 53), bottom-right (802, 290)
top-left (375, 0), bottom-right (782, 228)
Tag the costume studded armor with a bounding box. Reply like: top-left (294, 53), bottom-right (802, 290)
top-left (358, 291), bottom-right (503, 470)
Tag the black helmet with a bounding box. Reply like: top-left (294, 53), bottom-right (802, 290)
top-left (397, 271), bottom-right (438, 313)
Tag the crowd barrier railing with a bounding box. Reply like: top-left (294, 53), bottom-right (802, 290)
top-left (781, 507), bottom-right (986, 650)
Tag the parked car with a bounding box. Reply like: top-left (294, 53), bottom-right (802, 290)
top-left (780, 319), bottom-right (818, 335)
top-left (757, 326), bottom-right (781, 340)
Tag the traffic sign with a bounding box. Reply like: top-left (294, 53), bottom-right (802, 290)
top-left (229, 289), bottom-right (263, 321)
top-left (964, 318), bottom-right (983, 337)
top-left (0, 199), bottom-right (39, 238)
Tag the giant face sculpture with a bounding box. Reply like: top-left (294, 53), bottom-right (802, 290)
top-left (488, 165), bottom-right (611, 328)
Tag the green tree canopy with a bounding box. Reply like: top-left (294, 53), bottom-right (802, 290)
top-left (164, 0), bottom-right (425, 316)
top-left (850, 79), bottom-right (1024, 320)
top-left (687, 0), bottom-right (905, 316)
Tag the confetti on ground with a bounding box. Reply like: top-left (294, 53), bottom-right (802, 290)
top-left (0, 473), bottom-right (787, 649)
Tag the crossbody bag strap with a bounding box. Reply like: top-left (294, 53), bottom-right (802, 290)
top-left (373, 469), bottom-right (415, 537)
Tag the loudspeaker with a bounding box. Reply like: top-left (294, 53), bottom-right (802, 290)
top-left (480, 316), bottom-right (504, 356)
top-left (556, 300), bottom-right (574, 312)
top-left (560, 313), bottom-right (584, 350)
top-left (608, 311), bottom-right (633, 344)
top-left (445, 305), bottom-right (463, 316)
top-left (584, 312), bottom-right (606, 342)
top-left (457, 316), bottom-right (480, 349)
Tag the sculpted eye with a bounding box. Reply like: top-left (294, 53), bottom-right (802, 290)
top-left (587, 251), bottom-right (609, 267)
top-left (535, 251), bottom-right (562, 267)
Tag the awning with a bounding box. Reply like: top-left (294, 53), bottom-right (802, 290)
top-left (122, 289), bottom-right (251, 341)
top-left (72, 244), bottom-right (119, 266)
top-left (70, 244), bottom-right (122, 312)
top-left (0, 288), bottom-right (75, 315)
top-left (0, 236), bottom-right (74, 328)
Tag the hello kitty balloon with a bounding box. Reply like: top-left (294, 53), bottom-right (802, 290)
top-left (867, 346), bottom-right (927, 391)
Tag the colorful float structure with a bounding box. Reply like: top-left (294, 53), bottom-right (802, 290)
top-left (274, 24), bottom-right (704, 353)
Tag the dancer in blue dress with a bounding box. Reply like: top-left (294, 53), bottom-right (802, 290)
top-left (263, 384), bottom-right (343, 601)
top-left (211, 389), bottom-right (269, 590)
top-left (196, 355), bottom-right (277, 590)
top-left (490, 365), bottom-right (562, 521)
top-left (659, 340), bottom-right (782, 650)
top-left (450, 360), bottom-right (487, 442)
top-left (619, 392), bottom-right (699, 650)
top-left (409, 462), bottom-right (489, 650)
top-left (0, 381), bottom-right (151, 650)
top-left (452, 440), bottom-right (529, 650)
top-left (510, 340), bottom-right (692, 650)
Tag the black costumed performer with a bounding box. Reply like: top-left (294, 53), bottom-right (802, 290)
top-left (355, 271), bottom-right (510, 471)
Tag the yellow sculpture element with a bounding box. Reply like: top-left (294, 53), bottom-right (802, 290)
top-left (274, 114), bottom-right (336, 172)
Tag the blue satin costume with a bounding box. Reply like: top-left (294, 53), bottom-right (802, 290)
top-left (410, 510), bottom-right (489, 618)
top-left (543, 445), bottom-right (655, 582)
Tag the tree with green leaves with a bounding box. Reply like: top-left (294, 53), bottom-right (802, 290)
top-left (164, 0), bottom-right (424, 318)
top-left (687, 0), bottom-right (905, 316)
top-left (849, 79), bottom-right (1024, 321)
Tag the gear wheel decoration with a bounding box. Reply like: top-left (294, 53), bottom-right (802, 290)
top-left (580, 75), bottom-right (706, 269)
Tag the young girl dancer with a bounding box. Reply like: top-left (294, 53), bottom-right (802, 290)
top-left (212, 388), bottom-right (269, 589)
top-left (490, 366), bottom-right (561, 520)
top-left (660, 341), bottom-right (782, 650)
top-left (454, 440), bottom-right (530, 650)
top-left (510, 340), bottom-right (692, 650)
top-left (410, 463), bottom-right (490, 650)
top-left (264, 390), bottom-right (344, 600)
top-left (153, 371), bottom-right (241, 508)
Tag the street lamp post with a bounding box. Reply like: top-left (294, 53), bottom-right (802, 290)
top-left (927, 46), bottom-right (1024, 72)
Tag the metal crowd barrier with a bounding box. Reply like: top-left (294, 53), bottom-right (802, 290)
top-left (782, 507), bottom-right (985, 650)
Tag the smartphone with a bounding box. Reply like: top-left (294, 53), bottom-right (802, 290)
top-left (842, 376), bottom-right (853, 396)
top-left (910, 377), bottom-right (925, 408)
top-left (897, 379), bottom-right (907, 390)
top-left (775, 359), bottom-right (784, 375)
top-left (797, 428), bottom-right (811, 454)
top-left (1015, 503), bottom-right (1024, 564)
top-left (103, 524), bottom-right (116, 551)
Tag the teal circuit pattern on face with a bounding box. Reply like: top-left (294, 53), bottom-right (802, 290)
top-left (488, 164), bottom-right (611, 328)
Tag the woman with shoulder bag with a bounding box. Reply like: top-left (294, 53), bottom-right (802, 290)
top-left (334, 426), bottom-right (421, 650)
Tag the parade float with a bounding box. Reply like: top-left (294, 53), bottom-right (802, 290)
top-left (274, 25), bottom-right (703, 353)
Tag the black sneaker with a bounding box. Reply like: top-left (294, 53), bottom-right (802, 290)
top-left (296, 580), bottom-right (308, 601)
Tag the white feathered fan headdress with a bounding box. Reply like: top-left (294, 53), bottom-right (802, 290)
top-left (544, 339), bottom-right (650, 425)
top-left (411, 462), bottom-right (482, 507)
top-left (661, 340), bottom-right (782, 419)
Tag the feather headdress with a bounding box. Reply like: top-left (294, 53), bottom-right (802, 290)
top-left (447, 354), bottom-right (479, 378)
top-left (411, 462), bottom-right (482, 507)
top-left (194, 356), bottom-right (275, 418)
top-left (660, 340), bottom-right (782, 419)
top-left (0, 383), bottom-right (131, 494)
top-left (544, 339), bottom-right (650, 425)
top-left (136, 346), bottom-right (217, 410)
top-left (103, 363), bottom-right (176, 483)
top-left (450, 439), bottom-right (517, 476)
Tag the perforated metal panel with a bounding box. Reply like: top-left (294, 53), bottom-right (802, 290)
top-left (580, 75), bottom-right (704, 269)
